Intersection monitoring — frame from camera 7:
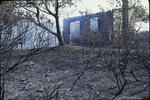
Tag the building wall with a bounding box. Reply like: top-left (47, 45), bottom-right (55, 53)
top-left (63, 9), bottom-right (135, 45)
top-left (63, 11), bottom-right (113, 45)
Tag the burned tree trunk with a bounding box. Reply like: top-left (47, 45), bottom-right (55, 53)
top-left (55, 0), bottom-right (64, 46)
top-left (122, 0), bottom-right (129, 49)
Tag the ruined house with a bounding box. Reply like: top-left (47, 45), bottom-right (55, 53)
top-left (63, 8), bottom-right (135, 45)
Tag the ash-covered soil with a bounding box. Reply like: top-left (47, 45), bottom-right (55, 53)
top-left (4, 45), bottom-right (150, 100)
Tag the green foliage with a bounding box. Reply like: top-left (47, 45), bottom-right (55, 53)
top-left (108, 0), bottom-right (149, 22)
top-left (134, 6), bottom-right (149, 22)
top-left (0, 1), bottom-right (14, 12)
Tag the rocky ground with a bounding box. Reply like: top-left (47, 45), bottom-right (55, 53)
top-left (4, 45), bottom-right (150, 100)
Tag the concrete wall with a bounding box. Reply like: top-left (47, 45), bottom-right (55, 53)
top-left (63, 11), bottom-right (113, 45)
top-left (63, 9), bottom-right (135, 45)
